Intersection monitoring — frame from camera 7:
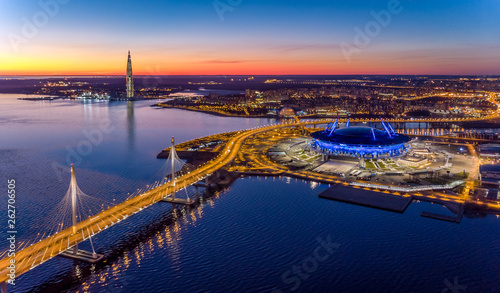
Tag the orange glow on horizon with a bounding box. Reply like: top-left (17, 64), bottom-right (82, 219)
top-left (1, 50), bottom-right (498, 76)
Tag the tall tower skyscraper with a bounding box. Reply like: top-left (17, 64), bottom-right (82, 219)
top-left (126, 50), bottom-right (134, 99)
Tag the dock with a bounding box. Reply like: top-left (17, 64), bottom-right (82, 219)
top-left (59, 249), bottom-right (104, 263)
top-left (420, 211), bottom-right (458, 222)
top-left (319, 184), bottom-right (413, 213)
top-left (421, 204), bottom-right (464, 223)
top-left (161, 197), bottom-right (196, 205)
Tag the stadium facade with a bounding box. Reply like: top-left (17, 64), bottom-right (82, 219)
top-left (310, 118), bottom-right (411, 159)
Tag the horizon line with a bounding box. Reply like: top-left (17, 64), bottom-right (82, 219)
top-left (2, 74), bottom-right (500, 77)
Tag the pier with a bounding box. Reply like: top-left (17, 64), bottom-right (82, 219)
top-left (319, 184), bottom-right (467, 223)
top-left (319, 184), bottom-right (412, 213)
top-left (59, 249), bottom-right (104, 263)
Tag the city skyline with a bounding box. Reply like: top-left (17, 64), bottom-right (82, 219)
top-left (1, 0), bottom-right (499, 76)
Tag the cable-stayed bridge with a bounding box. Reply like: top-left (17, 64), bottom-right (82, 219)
top-left (0, 123), bottom-right (298, 289)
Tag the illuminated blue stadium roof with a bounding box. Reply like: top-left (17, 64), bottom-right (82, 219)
top-left (311, 126), bottom-right (410, 146)
top-left (335, 126), bottom-right (384, 137)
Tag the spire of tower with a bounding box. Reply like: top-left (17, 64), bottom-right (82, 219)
top-left (126, 51), bottom-right (134, 99)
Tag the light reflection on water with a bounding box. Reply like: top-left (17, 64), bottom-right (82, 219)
top-left (76, 192), bottom-right (222, 293)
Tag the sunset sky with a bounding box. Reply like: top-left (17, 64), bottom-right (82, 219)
top-left (0, 0), bottom-right (499, 76)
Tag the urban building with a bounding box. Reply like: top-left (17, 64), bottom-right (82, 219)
top-left (478, 144), bottom-right (500, 157)
top-left (126, 51), bottom-right (134, 99)
top-left (480, 164), bottom-right (500, 186)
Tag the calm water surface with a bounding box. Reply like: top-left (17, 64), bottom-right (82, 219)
top-left (0, 94), bottom-right (499, 293)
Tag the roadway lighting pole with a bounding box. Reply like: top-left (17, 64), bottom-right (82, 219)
top-left (70, 164), bottom-right (78, 255)
top-left (171, 137), bottom-right (176, 200)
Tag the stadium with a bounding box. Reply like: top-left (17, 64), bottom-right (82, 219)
top-left (310, 118), bottom-right (411, 159)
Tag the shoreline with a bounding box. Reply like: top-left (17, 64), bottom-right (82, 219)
top-left (15, 95), bottom-right (162, 102)
top-left (153, 103), bottom-right (500, 127)
top-left (154, 103), bottom-right (348, 120)
top-left (154, 104), bottom-right (275, 118)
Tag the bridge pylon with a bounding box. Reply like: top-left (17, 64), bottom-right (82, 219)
top-left (161, 136), bottom-right (196, 205)
top-left (59, 165), bottom-right (104, 263)
top-left (171, 136), bottom-right (176, 200)
top-left (70, 164), bottom-right (78, 254)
